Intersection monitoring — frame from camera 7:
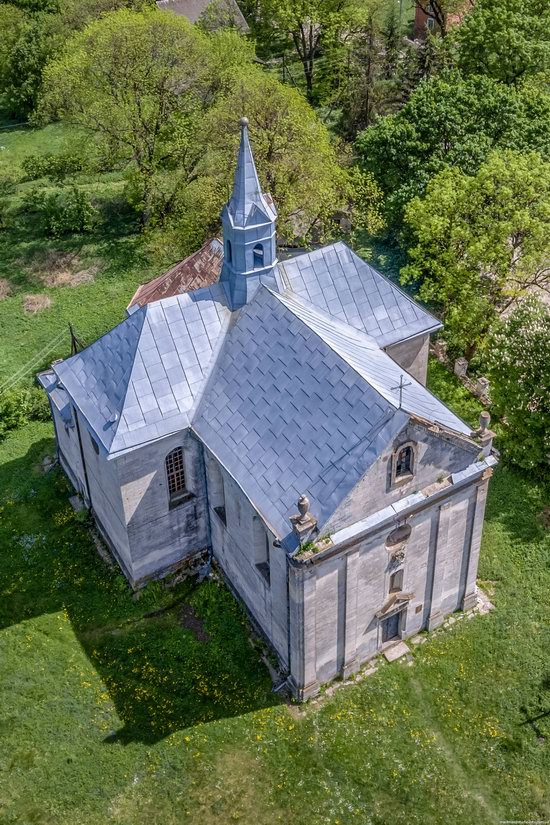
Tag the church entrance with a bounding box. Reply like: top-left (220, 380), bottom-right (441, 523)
top-left (381, 611), bottom-right (400, 643)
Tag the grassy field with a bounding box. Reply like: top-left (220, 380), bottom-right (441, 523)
top-left (0, 121), bottom-right (170, 388)
top-left (1, 368), bottom-right (549, 824)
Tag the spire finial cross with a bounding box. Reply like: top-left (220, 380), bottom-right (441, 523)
top-left (391, 374), bottom-right (412, 408)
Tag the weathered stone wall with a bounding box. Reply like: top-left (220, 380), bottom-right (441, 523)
top-left (117, 430), bottom-right (209, 583)
top-left (385, 333), bottom-right (430, 385)
top-left (75, 408), bottom-right (133, 573)
top-left (323, 421), bottom-right (479, 535)
top-left (49, 401), bottom-right (86, 496)
top-left (288, 474), bottom-right (490, 698)
top-left (205, 448), bottom-right (289, 668)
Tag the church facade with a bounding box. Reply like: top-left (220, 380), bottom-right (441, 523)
top-left (39, 119), bottom-right (497, 699)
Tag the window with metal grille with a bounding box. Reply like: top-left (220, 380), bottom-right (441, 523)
top-left (396, 445), bottom-right (413, 477)
top-left (166, 447), bottom-right (186, 504)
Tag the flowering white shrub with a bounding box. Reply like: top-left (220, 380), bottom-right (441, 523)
top-left (487, 298), bottom-right (550, 471)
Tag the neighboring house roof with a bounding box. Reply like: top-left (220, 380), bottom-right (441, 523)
top-left (156, 0), bottom-right (249, 30)
top-left (51, 285), bottom-right (232, 454)
top-left (194, 286), bottom-right (470, 537)
top-left (277, 242), bottom-right (441, 348)
top-left (128, 239), bottom-right (223, 310)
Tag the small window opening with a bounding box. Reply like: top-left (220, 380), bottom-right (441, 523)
top-left (396, 445), bottom-right (413, 478)
top-left (90, 434), bottom-right (99, 455)
top-left (210, 460), bottom-right (227, 525)
top-left (166, 446), bottom-right (187, 506)
top-left (253, 515), bottom-right (270, 584)
top-left (253, 243), bottom-right (264, 269)
top-left (226, 239), bottom-right (232, 264)
top-left (389, 569), bottom-right (404, 593)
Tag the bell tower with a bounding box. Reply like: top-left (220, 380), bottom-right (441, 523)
top-left (220, 117), bottom-right (278, 308)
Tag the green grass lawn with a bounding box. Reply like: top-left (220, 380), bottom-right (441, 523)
top-left (0, 122), bottom-right (175, 389)
top-left (1, 366), bottom-right (550, 824)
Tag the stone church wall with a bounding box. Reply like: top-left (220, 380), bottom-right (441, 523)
top-left (385, 332), bottom-right (430, 385)
top-left (204, 449), bottom-right (289, 668)
top-left (288, 473), bottom-right (489, 699)
top-left (117, 430), bottom-right (209, 584)
top-left (323, 422), bottom-right (479, 535)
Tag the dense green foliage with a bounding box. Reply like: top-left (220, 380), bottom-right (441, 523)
top-left (356, 71), bottom-right (550, 222)
top-left (454, 0), bottom-right (550, 83)
top-left (0, 386), bottom-right (50, 437)
top-left (486, 299), bottom-right (550, 471)
top-left (401, 150), bottom-right (550, 359)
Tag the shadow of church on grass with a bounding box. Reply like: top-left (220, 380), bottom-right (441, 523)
top-left (0, 436), bottom-right (279, 746)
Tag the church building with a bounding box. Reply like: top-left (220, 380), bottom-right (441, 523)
top-left (39, 118), bottom-right (497, 699)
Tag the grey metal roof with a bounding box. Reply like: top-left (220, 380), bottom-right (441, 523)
top-left (156, 0), bottom-right (249, 30)
top-left (53, 285), bottom-right (232, 454)
top-left (224, 120), bottom-right (276, 228)
top-left (193, 286), bottom-right (410, 537)
top-left (275, 289), bottom-right (471, 437)
top-left (193, 286), bottom-right (470, 536)
top-left (277, 241), bottom-right (441, 348)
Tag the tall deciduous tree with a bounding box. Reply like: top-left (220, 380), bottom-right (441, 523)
top-left (356, 71), bottom-right (550, 222)
top-left (401, 150), bottom-right (550, 358)
top-left (38, 11), bottom-right (253, 223)
top-left (486, 298), bottom-right (550, 471)
top-left (454, 0), bottom-right (550, 84)
top-left (255, 0), bottom-right (356, 100)
top-left (177, 66), bottom-right (348, 243)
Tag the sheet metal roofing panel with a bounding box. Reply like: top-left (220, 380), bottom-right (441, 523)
top-left (274, 289), bottom-right (472, 437)
top-left (225, 121), bottom-right (276, 227)
top-left (54, 285), bottom-right (232, 454)
top-left (194, 285), bottom-right (407, 538)
top-left (277, 241), bottom-right (441, 348)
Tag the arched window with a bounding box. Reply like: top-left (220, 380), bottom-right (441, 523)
top-left (396, 446), bottom-right (413, 477)
top-left (226, 240), bottom-right (232, 264)
top-left (166, 446), bottom-right (186, 505)
top-left (253, 244), bottom-right (264, 269)
top-left (391, 441), bottom-right (416, 487)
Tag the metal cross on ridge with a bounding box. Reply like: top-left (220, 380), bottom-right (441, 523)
top-left (391, 374), bottom-right (412, 409)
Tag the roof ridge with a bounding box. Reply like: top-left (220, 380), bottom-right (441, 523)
top-left (104, 305), bottom-right (149, 450)
top-left (270, 288), bottom-right (471, 437)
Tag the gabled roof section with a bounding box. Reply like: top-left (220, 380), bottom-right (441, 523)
top-left (275, 290), bottom-right (472, 437)
top-left (225, 119), bottom-right (277, 227)
top-left (128, 239), bottom-right (223, 310)
top-left (156, 0), bottom-right (249, 30)
top-left (277, 242), bottom-right (441, 348)
top-left (54, 285), bottom-right (232, 454)
top-left (193, 285), bottom-right (408, 537)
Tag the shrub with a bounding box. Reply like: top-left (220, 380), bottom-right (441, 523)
top-left (486, 298), bottom-right (550, 472)
top-left (0, 386), bottom-right (51, 440)
top-left (22, 185), bottom-right (98, 236)
top-left (22, 152), bottom-right (86, 183)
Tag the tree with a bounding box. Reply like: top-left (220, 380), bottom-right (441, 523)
top-left (486, 298), bottom-right (550, 471)
top-left (414, 0), bottom-right (471, 38)
top-left (255, 0), bottom-right (357, 101)
top-left (185, 66), bottom-right (347, 243)
top-left (401, 150), bottom-right (550, 359)
top-left (38, 10), bottom-right (254, 223)
top-left (454, 0), bottom-right (550, 84)
top-left (356, 71), bottom-right (550, 223)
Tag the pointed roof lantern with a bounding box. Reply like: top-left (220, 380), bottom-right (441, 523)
top-left (226, 117), bottom-right (277, 227)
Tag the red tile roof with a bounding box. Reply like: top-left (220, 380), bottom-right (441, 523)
top-left (128, 238), bottom-right (224, 310)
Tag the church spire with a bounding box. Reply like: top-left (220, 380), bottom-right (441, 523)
top-left (220, 117), bottom-right (278, 309)
top-left (227, 117), bottom-right (276, 226)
